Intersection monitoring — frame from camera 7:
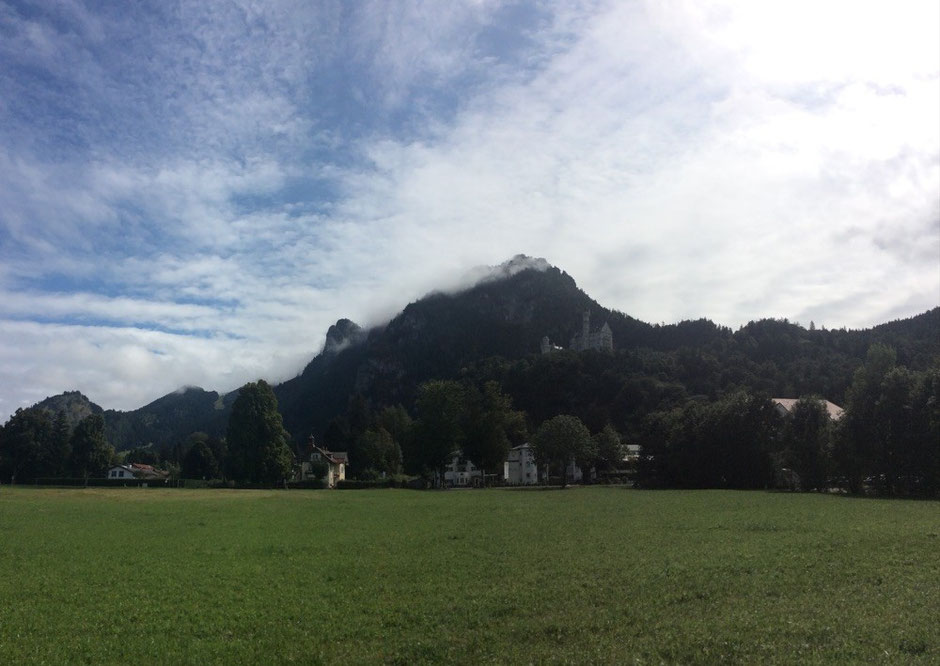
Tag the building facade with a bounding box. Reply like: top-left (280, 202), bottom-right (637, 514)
top-left (503, 443), bottom-right (539, 485)
top-left (541, 310), bottom-right (613, 353)
top-left (442, 453), bottom-right (483, 487)
top-left (298, 436), bottom-right (348, 488)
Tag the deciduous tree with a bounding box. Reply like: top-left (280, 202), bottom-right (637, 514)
top-left (182, 435), bottom-right (220, 479)
top-left (532, 414), bottom-right (592, 488)
top-left (463, 382), bottom-right (527, 484)
top-left (226, 380), bottom-right (294, 484)
top-left (355, 428), bottom-right (402, 477)
top-left (0, 408), bottom-right (51, 483)
top-left (593, 424), bottom-right (624, 474)
top-left (780, 397), bottom-right (831, 491)
top-left (413, 380), bottom-right (466, 483)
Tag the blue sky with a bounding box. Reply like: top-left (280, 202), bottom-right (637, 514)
top-left (1, 0), bottom-right (938, 419)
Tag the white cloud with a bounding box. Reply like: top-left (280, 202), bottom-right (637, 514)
top-left (0, 320), bottom-right (295, 415)
top-left (319, 0), bottom-right (939, 328)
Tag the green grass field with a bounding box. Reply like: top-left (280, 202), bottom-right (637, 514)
top-left (1, 487), bottom-right (937, 664)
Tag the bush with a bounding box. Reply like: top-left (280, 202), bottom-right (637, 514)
top-left (336, 479), bottom-right (396, 489)
top-left (32, 477), bottom-right (177, 488)
top-left (287, 479), bottom-right (326, 490)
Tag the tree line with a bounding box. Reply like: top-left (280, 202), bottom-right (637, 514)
top-left (320, 379), bottom-right (624, 486)
top-left (3, 343), bottom-right (936, 496)
top-left (0, 411), bottom-right (113, 484)
top-left (638, 344), bottom-right (939, 495)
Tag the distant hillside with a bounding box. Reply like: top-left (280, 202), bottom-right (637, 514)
top-left (16, 256), bottom-right (939, 452)
top-left (103, 387), bottom-right (233, 450)
top-left (34, 391), bottom-right (102, 430)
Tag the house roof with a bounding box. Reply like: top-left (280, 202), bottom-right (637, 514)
top-left (110, 463), bottom-right (167, 478)
top-left (313, 445), bottom-right (347, 465)
top-left (772, 398), bottom-right (844, 420)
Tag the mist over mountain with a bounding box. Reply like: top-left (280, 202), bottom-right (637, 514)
top-left (16, 256), bottom-right (940, 452)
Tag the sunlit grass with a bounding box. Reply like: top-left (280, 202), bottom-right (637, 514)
top-left (1, 487), bottom-right (937, 664)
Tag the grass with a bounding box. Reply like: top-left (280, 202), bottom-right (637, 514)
top-left (0, 486), bottom-right (937, 664)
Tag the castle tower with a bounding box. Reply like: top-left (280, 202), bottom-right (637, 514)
top-left (597, 322), bottom-right (613, 351)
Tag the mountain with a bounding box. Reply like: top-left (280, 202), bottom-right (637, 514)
top-left (274, 256), bottom-right (649, 439)
top-left (33, 391), bottom-right (103, 430)
top-left (16, 256), bottom-right (940, 451)
top-left (103, 387), bottom-right (232, 450)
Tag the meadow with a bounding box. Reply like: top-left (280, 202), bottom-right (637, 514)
top-left (0, 486), bottom-right (937, 665)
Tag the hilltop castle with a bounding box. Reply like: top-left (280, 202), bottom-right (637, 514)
top-left (541, 310), bottom-right (613, 353)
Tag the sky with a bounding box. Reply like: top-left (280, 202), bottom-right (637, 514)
top-left (1, 0), bottom-right (938, 420)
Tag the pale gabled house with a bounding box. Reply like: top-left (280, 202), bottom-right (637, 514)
top-left (108, 464), bottom-right (135, 480)
top-left (298, 436), bottom-right (347, 488)
top-left (441, 451), bottom-right (482, 487)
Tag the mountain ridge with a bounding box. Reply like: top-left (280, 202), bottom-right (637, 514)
top-left (14, 256), bottom-right (940, 451)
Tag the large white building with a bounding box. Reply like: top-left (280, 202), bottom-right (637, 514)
top-left (503, 443), bottom-right (539, 485)
top-left (442, 453), bottom-right (482, 487)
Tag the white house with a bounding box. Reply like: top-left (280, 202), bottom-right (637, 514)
top-left (565, 460), bottom-right (584, 484)
top-left (503, 443), bottom-right (539, 485)
top-left (502, 444), bottom-right (589, 485)
top-left (107, 463), bottom-right (168, 480)
top-left (298, 436), bottom-right (347, 488)
top-left (624, 444), bottom-right (642, 461)
top-left (442, 452), bottom-right (482, 487)
top-left (108, 465), bottom-right (135, 479)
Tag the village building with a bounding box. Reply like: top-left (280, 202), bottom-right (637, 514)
top-left (298, 436), bottom-right (348, 488)
top-left (624, 444), bottom-right (642, 462)
top-left (503, 443), bottom-right (539, 485)
top-left (107, 463), bottom-right (169, 480)
top-left (772, 398), bottom-right (844, 420)
top-left (565, 460), bottom-right (585, 484)
top-left (108, 465), bottom-right (135, 480)
top-left (441, 452), bottom-right (483, 487)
